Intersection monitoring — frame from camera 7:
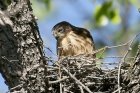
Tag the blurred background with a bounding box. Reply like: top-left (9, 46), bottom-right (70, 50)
top-left (0, 0), bottom-right (140, 92)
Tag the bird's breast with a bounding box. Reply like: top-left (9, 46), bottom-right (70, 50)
top-left (58, 32), bottom-right (94, 57)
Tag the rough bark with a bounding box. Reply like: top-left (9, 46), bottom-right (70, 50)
top-left (0, 0), bottom-right (48, 93)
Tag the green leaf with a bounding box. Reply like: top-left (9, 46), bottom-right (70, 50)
top-left (42, 0), bottom-right (51, 11)
top-left (110, 8), bottom-right (121, 24)
top-left (4, 0), bottom-right (8, 8)
top-left (30, 0), bottom-right (49, 19)
top-left (94, 1), bottom-right (113, 27)
top-left (94, 1), bottom-right (121, 26)
top-left (94, 5), bottom-right (109, 26)
top-left (94, 5), bottom-right (102, 21)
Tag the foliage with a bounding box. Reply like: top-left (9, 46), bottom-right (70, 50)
top-left (94, 1), bottom-right (121, 26)
top-left (30, 0), bottom-right (51, 19)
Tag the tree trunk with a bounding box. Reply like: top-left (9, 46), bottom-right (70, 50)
top-left (0, 0), bottom-right (48, 93)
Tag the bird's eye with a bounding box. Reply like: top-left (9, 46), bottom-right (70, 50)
top-left (58, 28), bottom-right (63, 33)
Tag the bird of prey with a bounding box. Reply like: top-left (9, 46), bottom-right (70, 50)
top-left (52, 21), bottom-right (96, 63)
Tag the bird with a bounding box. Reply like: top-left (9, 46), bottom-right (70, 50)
top-left (52, 21), bottom-right (96, 65)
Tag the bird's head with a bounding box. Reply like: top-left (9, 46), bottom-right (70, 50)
top-left (52, 21), bottom-right (73, 40)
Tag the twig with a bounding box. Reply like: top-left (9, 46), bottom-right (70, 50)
top-left (78, 85), bottom-right (84, 93)
top-left (58, 60), bottom-right (62, 93)
top-left (108, 41), bottom-right (130, 49)
top-left (112, 87), bottom-right (122, 93)
top-left (49, 77), bottom-right (69, 84)
top-left (85, 82), bottom-right (115, 86)
top-left (83, 41), bottom-right (130, 58)
top-left (6, 84), bottom-right (23, 93)
top-left (86, 76), bottom-right (116, 79)
top-left (101, 56), bottom-right (134, 59)
top-left (44, 45), bottom-right (58, 57)
top-left (117, 32), bottom-right (140, 93)
top-left (46, 75), bottom-right (58, 78)
top-left (47, 66), bottom-right (59, 69)
top-left (63, 67), bottom-right (93, 93)
top-left (81, 46), bottom-right (108, 58)
top-left (101, 62), bottom-right (119, 64)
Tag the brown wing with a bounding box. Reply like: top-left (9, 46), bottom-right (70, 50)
top-left (69, 27), bottom-right (95, 58)
top-left (57, 27), bottom-right (95, 59)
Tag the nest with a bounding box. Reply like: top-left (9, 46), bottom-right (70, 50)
top-left (47, 56), bottom-right (127, 93)
top-left (45, 37), bottom-right (140, 93)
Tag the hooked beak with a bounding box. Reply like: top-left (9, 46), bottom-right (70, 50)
top-left (52, 31), bottom-right (58, 39)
